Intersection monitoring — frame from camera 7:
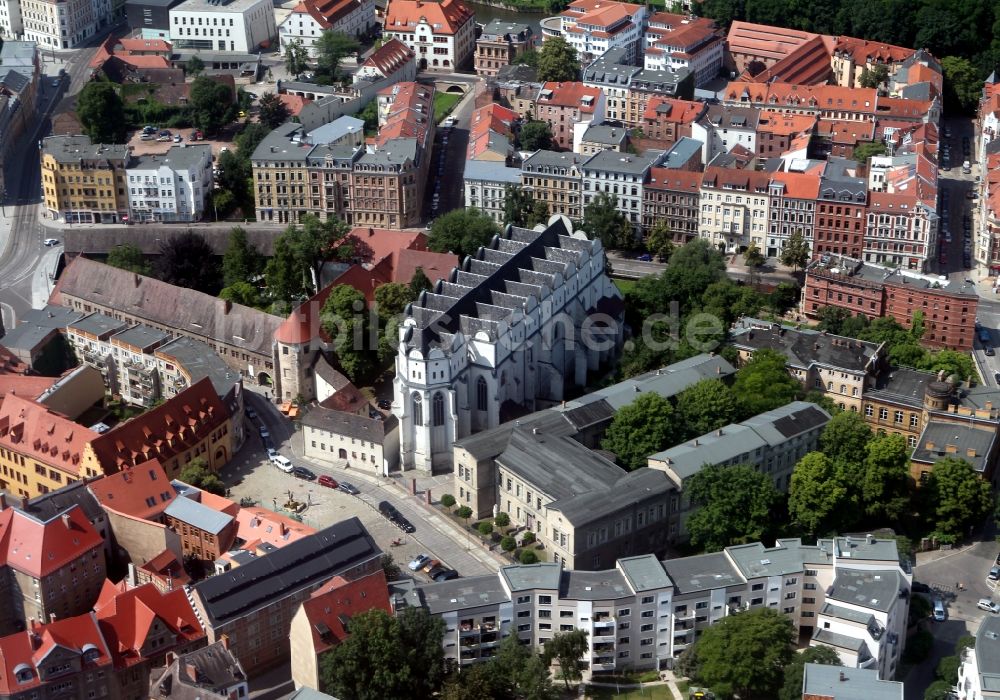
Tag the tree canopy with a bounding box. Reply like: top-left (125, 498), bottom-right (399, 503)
top-left (685, 464), bottom-right (782, 551)
top-left (789, 452), bottom-right (851, 536)
top-left (77, 82), bottom-right (127, 144)
top-left (315, 31), bottom-right (359, 83)
top-left (258, 92), bottom-right (290, 129)
top-left (942, 55), bottom-right (984, 114)
top-left (779, 231), bottom-right (810, 271)
top-left (442, 634), bottom-right (556, 700)
top-left (862, 433), bottom-right (912, 522)
top-left (601, 392), bottom-right (678, 471)
top-left (427, 208), bottom-right (500, 259)
top-left (284, 39), bottom-right (309, 77)
top-left (519, 120), bottom-right (553, 151)
top-left (675, 378), bottom-right (740, 439)
top-left (222, 226), bottom-right (264, 288)
top-left (536, 36), bottom-right (580, 82)
top-left (265, 214), bottom-right (352, 303)
top-left (320, 285), bottom-right (374, 382)
top-left (189, 76), bottom-right (234, 135)
top-left (730, 348), bottom-right (802, 417)
top-left (106, 243), bottom-right (151, 275)
top-left (645, 220), bottom-right (676, 261)
top-left (409, 267), bottom-right (433, 296)
top-left (678, 608), bottom-right (794, 700)
top-left (819, 410), bottom-right (872, 470)
top-left (542, 629), bottom-right (589, 689)
top-left (778, 647), bottom-right (843, 700)
top-left (155, 232), bottom-right (220, 295)
top-left (178, 457), bottom-right (225, 495)
top-left (922, 457), bottom-right (993, 542)
top-left (584, 192), bottom-right (635, 251)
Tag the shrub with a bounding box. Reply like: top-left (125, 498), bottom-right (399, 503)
top-left (519, 549), bottom-right (539, 564)
top-left (495, 512), bottom-right (510, 528)
top-left (477, 521), bottom-right (494, 536)
top-left (440, 494), bottom-right (456, 509)
top-left (456, 506), bottom-right (473, 520)
top-left (521, 531), bottom-right (536, 545)
top-left (501, 536), bottom-right (517, 552)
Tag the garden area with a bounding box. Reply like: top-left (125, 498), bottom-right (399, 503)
top-left (433, 92), bottom-right (462, 124)
top-left (439, 495), bottom-right (545, 564)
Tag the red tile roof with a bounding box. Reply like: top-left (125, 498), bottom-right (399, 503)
top-left (116, 38), bottom-right (172, 54)
top-left (832, 36), bottom-right (912, 65)
top-left (360, 38), bottom-right (415, 77)
top-left (375, 82), bottom-right (434, 148)
top-left (86, 378), bottom-right (229, 472)
top-left (319, 385), bottom-right (368, 413)
top-left (538, 82), bottom-right (602, 113)
top-left (88, 459), bottom-right (174, 521)
top-left (818, 117), bottom-right (875, 145)
top-left (94, 581), bottom-right (204, 667)
top-left (0, 376), bottom-right (57, 401)
top-left (724, 81), bottom-right (879, 114)
top-left (328, 248), bottom-right (458, 304)
top-left (0, 394), bottom-right (98, 479)
top-left (0, 614), bottom-right (112, 694)
top-left (291, 0), bottom-right (363, 28)
top-left (726, 21), bottom-right (818, 63)
top-left (642, 96), bottom-right (705, 123)
top-left (384, 0), bottom-right (473, 35)
top-left (878, 96), bottom-right (934, 120)
top-left (743, 34), bottom-right (832, 85)
top-left (0, 346), bottom-right (25, 375)
top-left (0, 505), bottom-right (104, 578)
top-left (467, 103), bottom-right (518, 159)
top-left (234, 507), bottom-right (316, 550)
top-left (646, 168), bottom-right (703, 192)
top-left (757, 110), bottom-right (817, 136)
top-left (278, 93), bottom-right (312, 116)
top-left (769, 170), bottom-right (821, 199)
top-left (136, 549), bottom-right (191, 591)
top-left (299, 570), bottom-right (391, 653)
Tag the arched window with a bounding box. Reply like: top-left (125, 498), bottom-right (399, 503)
top-left (412, 392), bottom-right (423, 427)
top-left (433, 392), bottom-right (445, 426)
top-left (477, 377), bottom-right (488, 412)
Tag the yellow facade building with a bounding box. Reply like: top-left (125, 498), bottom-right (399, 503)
top-left (41, 134), bottom-right (131, 224)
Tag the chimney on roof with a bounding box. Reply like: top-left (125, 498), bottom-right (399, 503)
top-left (839, 672), bottom-right (847, 682)
top-left (134, 273), bottom-right (141, 287)
top-left (968, 447), bottom-right (978, 458)
top-left (221, 634), bottom-right (230, 650)
top-left (223, 299), bottom-right (232, 315)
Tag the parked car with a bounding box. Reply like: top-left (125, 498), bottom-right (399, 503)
top-left (433, 569), bottom-right (459, 582)
top-left (395, 516), bottom-right (416, 533)
top-left (318, 474), bottom-right (338, 489)
top-left (270, 455), bottom-right (293, 473)
top-left (426, 564), bottom-right (447, 578)
top-left (173, 134), bottom-right (182, 143)
top-left (379, 500), bottom-right (399, 519)
top-left (990, 566), bottom-right (1000, 581)
top-left (246, 406), bottom-right (257, 419)
top-left (979, 598), bottom-right (1000, 613)
top-left (986, 345), bottom-right (995, 357)
top-left (422, 559), bottom-right (441, 573)
top-left (338, 481), bottom-right (360, 495)
top-left (266, 447), bottom-right (278, 458)
top-left (292, 466), bottom-right (316, 480)
top-left (933, 598), bottom-right (946, 621)
top-left (43, 238), bottom-right (59, 246)
top-left (259, 425), bottom-right (270, 439)
top-left (409, 554), bottom-right (432, 571)
top-left (636, 253), bottom-right (652, 261)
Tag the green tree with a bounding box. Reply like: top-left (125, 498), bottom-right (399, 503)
top-left (513, 49), bottom-right (539, 68)
top-left (789, 452), bottom-right (851, 536)
top-left (503, 184), bottom-right (536, 227)
top-left (645, 220), bottom-right (676, 261)
top-left (936, 654), bottom-right (961, 685)
top-left (428, 208), bottom-right (500, 259)
top-left (106, 243), bottom-right (151, 275)
top-left (852, 140), bottom-right (888, 163)
top-left (440, 494), bottom-right (456, 509)
top-left (380, 553), bottom-right (402, 581)
top-left (495, 512), bottom-right (510, 527)
top-left (769, 282), bottom-right (801, 315)
top-left (744, 241), bottom-right (765, 268)
top-left (264, 235), bottom-right (310, 303)
top-left (501, 535), bottom-right (517, 552)
top-left (685, 464), bottom-right (782, 551)
top-left (77, 82), bottom-right (127, 144)
top-left (374, 282), bottom-right (415, 320)
top-left (257, 92), bottom-right (290, 129)
top-left (780, 230), bottom-right (810, 271)
top-left (925, 681), bottom-right (956, 700)
top-left (662, 238), bottom-right (727, 307)
top-left (941, 55), bottom-right (983, 114)
top-left (679, 608), bottom-right (794, 700)
top-left (315, 30), bottom-right (360, 83)
top-left (189, 76), bottom-right (234, 135)
top-left (675, 378), bottom-right (740, 438)
top-left (319, 607), bottom-right (445, 700)
top-left (321, 285), bottom-right (374, 382)
top-left (778, 646), bottom-right (843, 700)
top-left (219, 281), bottom-right (261, 307)
top-left (819, 410), bottom-right (872, 470)
top-left (409, 266), bottom-right (433, 296)
top-left (862, 433), bottom-right (912, 521)
top-left (858, 63), bottom-right (889, 88)
top-left (527, 199), bottom-right (549, 228)
top-left (519, 120), bottom-right (553, 151)
top-left (731, 348), bottom-right (802, 417)
top-left (477, 521), bottom-right (494, 536)
top-left (155, 232), bottom-right (220, 294)
top-left (536, 36), bottom-right (580, 82)
top-left (924, 457), bottom-right (993, 542)
top-left (222, 226), bottom-right (264, 288)
top-left (456, 506), bottom-right (473, 521)
top-left (584, 192), bottom-right (635, 251)
top-left (442, 633), bottom-right (556, 700)
top-left (519, 549), bottom-right (539, 564)
top-left (284, 38), bottom-right (309, 77)
top-left (178, 457), bottom-right (225, 495)
top-left (186, 55), bottom-right (205, 75)
top-left (923, 349), bottom-right (977, 384)
top-left (601, 392), bottom-right (678, 471)
top-left (542, 629), bottom-right (588, 689)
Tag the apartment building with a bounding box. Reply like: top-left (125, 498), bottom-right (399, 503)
top-left (301, 402), bottom-right (399, 474)
top-left (803, 664), bottom-right (903, 699)
top-left (980, 150), bottom-right (1000, 277)
top-left (463, 160), bottom-right (521, 224)
top-left (41, 135), bottom-right (130, 224)
top-left (395, 218), bottom-right (623, 472)
top-left (520, 150), bottom-right (585, 221)
top-left (698, 161), bottom-right (771, 253)
top-left (830, 35), bottom-right (915, 89)
top-left (729, 318), bottom-right (883, 414)
top-left (804, 256), bottom-right (978, 350)
top-left (767, 170), bottom-right (820, 258)
top-left (0, 504), bottom-right (107, 634)
top-left (278, 0), bottom-right (375, 57)
top-left (474, 20), bottom-right (534, 78)
top-left (813, 161), bottom-right (868, 259)
top-left (864, 190), bottom-right (937, 271)
top-left (535, 81), bottom-right (605, 151)
top-left (638, 96), bottom-right (704, 147)
top-left (556, 0), bottom-right (647, 65)
top-left (0, 1), bottom-right (23, 39)
top-left (581, 148), bottom-right (662, 230)
top-left (642, 12), bottom-right (722, 86)
top-left (689, 104), bottom-right (760, 164)
top-left (577, 124), bottom-right (627, 156)
top-left (150, 642), bottom-right (248, 700)
top-left (51, 256), bottom-right (282, 390)
top-left (126, 144), bottom-right (213, 223)
top-left (169, 0), bottom-right (276, 52)
top-left (582, 47), bottom-right (692, 128)
top-left (648, 401), bottom-right (830, 541)
top-left (0, 42), bottom-right (39, 196)
top-left (393, 535), bottom-right (910, 678)
top-left (642, 168), bottom-right (702, 242)
top-left (21, 0), bottom-right (112, 48)
top-left (163, 495), bottom-right (237, 560)
top-left (382, 0), bottom-right (474, 70)
top-left (0, 394), bottom-right (103, 499)
top-left (755, 110), bottom-right (817, 158)
top-left (354, 37), bottom-right (416, 85)
top-left (188, 517), bottom-right (382, 674)
top-left (957, 609), bottom-right (1000, 700)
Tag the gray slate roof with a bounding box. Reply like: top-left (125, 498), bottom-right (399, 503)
top-left (726, 539), bottom-right (826, 579)
top-left (976, 614), bottom-right (1000, 693)
top-left (301, 404), bottom-right (389, 443)
top-left (827, 569), bottom-right (904, 612)
top-left (413, 575), bottom-right (510, 614)
top-left (501, 562), bottom-right (563, 592)
top-left (68, 312), bottom-right (128, 339)
top-left (155, 336), bottom-right (241, 399)
top-left (618, 554), bottom-right (673, 592)
top-left (165, 496), bottom-right (233, 534)
top-left (132, 144), bottom-right (212, 171)
top-left (580, 124), bottom-right (627, 147)
top-left (811, 627), bottom-right (866, 652)
top-left (582, 148), bottom-right (661, 176)
top-left (463, 159), bottom-right (521, 184)
top-left (1, 305), bottom-right (83, 350)
top-left (911, 420), bottom-right (997, 473)
top-left (730, 317), bottom-right (881, 373)
top-left (563, 568), bottom-right (633, 600)
top-left (113, 324), bottom-right (171, 349)
top-left (42, 135), bottom-right (131, 164)
top-left (660, 551), bottom-right (744, 594)
top-left (802, 664), bottom-right (903, 700)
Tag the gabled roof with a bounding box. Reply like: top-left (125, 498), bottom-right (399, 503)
top-left (289, 0), bottom-right (363, 29)
top-left (0, 614), bottom-right (112, 693)
top-left (359, 38), bottom-right (414, 77)
top-left (757, 109), bottom-right (817, 136)
top-left (235, 507), bottom-right (316, 550)
top-left (743, 34), bottom-right (832, 86)
top-left (537, 81), bottom-right (602, 112)
top-left (137, 549), bottom-right (191, 590)
top-left (0, 505), bottom-right (104, 578)
top-left (0, 394), bottom-right (98, 478)
top-left (89, 458), bottom-right (175, 520)
top-left (164, 496), bottom-right (234, 535)
top-left (299, 570), bottom-right (391, 653)
top-left (726, 21), bottom-right (818, 63)
top-left (384, 0), bottom-right (473, 35)
top-left (642, 96), bottom-right (705, 124)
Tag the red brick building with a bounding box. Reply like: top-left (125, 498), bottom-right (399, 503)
top-left (813, 168), bottom-right (868, 259)
top-left (642, 168), bottom-right (703, 243)
top-left (755, 110), bottom-right (817, 158)
top-left (639, 96), bottom-right (705, 147)
top-left (535, 82), bottom-right (604, 150)
top-left (805, 256), bottom-right (978, 350)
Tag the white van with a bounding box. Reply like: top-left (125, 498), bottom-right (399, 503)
top-left (933, 598), bottom-right (946, 621)
top-left (270, 454), bottom-right (293, 473)
top-left (963, 160), bottom-right (972, 174)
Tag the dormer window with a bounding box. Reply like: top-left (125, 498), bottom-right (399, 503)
top-left (13, 664), bottom-right (33, 684)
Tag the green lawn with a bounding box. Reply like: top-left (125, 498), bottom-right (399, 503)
top-left (585, 685), bottom-right (675, 699)
top-left (613, 278), bottom-right (637, 295)
top-left (434, 92), bottom-right (461, 123)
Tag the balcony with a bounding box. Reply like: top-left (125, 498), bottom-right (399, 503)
top-left (592, 660), bottom-right (616, 672)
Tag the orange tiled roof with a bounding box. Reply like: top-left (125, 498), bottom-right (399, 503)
top-left (235, 507), bottom-right (316, 549)
top-left (299, 570), bottom-right (391, 653)
top-left (0, 346), bottom-right (25, 375)
top-left (137, 549), bottom-right (191, 589)
top-left (832, 36), bottom-right (912, 65)
top-left (642, 96), bottom-right (705, 123)
top-left (0, 394), bottom-right (98, 478)
top-left (278, 93), bottom-right (312, 116)
top-left (86, 378), bottom-right (228, 472)
top-left (0, 614), bottom-right (112, 693)
top-left (702, 166), bottom-right (771, 191)
top-left (878, 96), bottom-right (934, 119)
top-left (375, 82), bottom-right (433, 148)
top-left (384, 0), bottom-right (473, 35)
top-left (538, 81), bottom-right (602, 113)
top-left (769, 170), bottom-right (821, 199)
top-left (360, 38), bottom-right (415, 76)
top-left (89, 459), bottom-right (175, 520)
top-left (116, 38), bottom-right (172, 53)
top-left (757, 110), bottom-right (817, 136)
top-left (724, 81), bottom-right (878, 113)
top-left (0, 376), bottom-right (57, 401)
top-left (726, 21), bottom-right (818, 63)
top-left (817, 117), bottom-right (875, 145)
top-left (743, 35), bottom-right (832, 86)
top-left (293, 0), bottom-right (363, 28)
top-left (0, 505), bottom-right (104, 578)
top-left (646, 168), bottom-right (703, 192)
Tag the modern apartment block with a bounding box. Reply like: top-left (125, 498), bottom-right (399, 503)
top-left (554, 0), bottom-right (647, 66)
top-left (126, 144), bottom-right (213, 223)
top-left (641, 13), bottom-right (723, 86)
top-left (394, 217), bottom-right (624, 473)
top-left (957, 613), bottom-right (1000, 700)
top-left (41, 135), bottom-right (131, 224)
top-left (168, 0), bottom-right (276, 52)
top-left (391, 535), bottom-right (910, 680)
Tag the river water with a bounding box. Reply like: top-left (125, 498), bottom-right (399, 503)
top-left (469, 1), bottom-right (547, 40)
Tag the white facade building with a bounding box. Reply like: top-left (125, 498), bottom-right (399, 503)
top-left (0, 0), bottom-right (23, 39)
top-left (689, 104), bottom-right (760, 164)
top-left (169, 0), bottom-right (276, 53)
top-left (463, 160), bottom-right (521, 224)
top-left (641, 13), bottom-right (723, 87)
top-left (278, 0), bottom-right (374, 57)
top-left (555, 0), bottom-right (647, 66)
top-left (382, 0), bottom-right (474, 71)
top-left (21, 0), bottom-right (112, 48)
top-left (957, 614), bottom-right (1000, 700)
top-left (393, 217), bottom-right (624, 473)
top-left (581, 149), bottom-right (662, 230)
top-left (126, 144), bottom-right (213, 223)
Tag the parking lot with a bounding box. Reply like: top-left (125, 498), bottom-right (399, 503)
top-left (125, 128), bottom-right (235, 157)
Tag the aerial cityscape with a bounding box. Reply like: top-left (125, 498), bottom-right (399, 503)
top-left (0, 0), bottom-right (997, 697)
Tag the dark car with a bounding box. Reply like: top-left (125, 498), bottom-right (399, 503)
top-left (318, 474), bottom-right (338, 488)
top-left (994, 372), bottom-right (1000, 386)
top-left (395, 517), bottom-right (416, 534)
top-left (433, 569), bottom-right (459, 582)
top-left (636, 253), bottom-right (652, 262)
top-left (338, 481), bottom-right (360, 495)
top-left (292, 466), bottom-right (316, 480)
top-left (379, 500), bottom-right (399, 518)
top-left (377, 398), bottom-right (391, 410)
